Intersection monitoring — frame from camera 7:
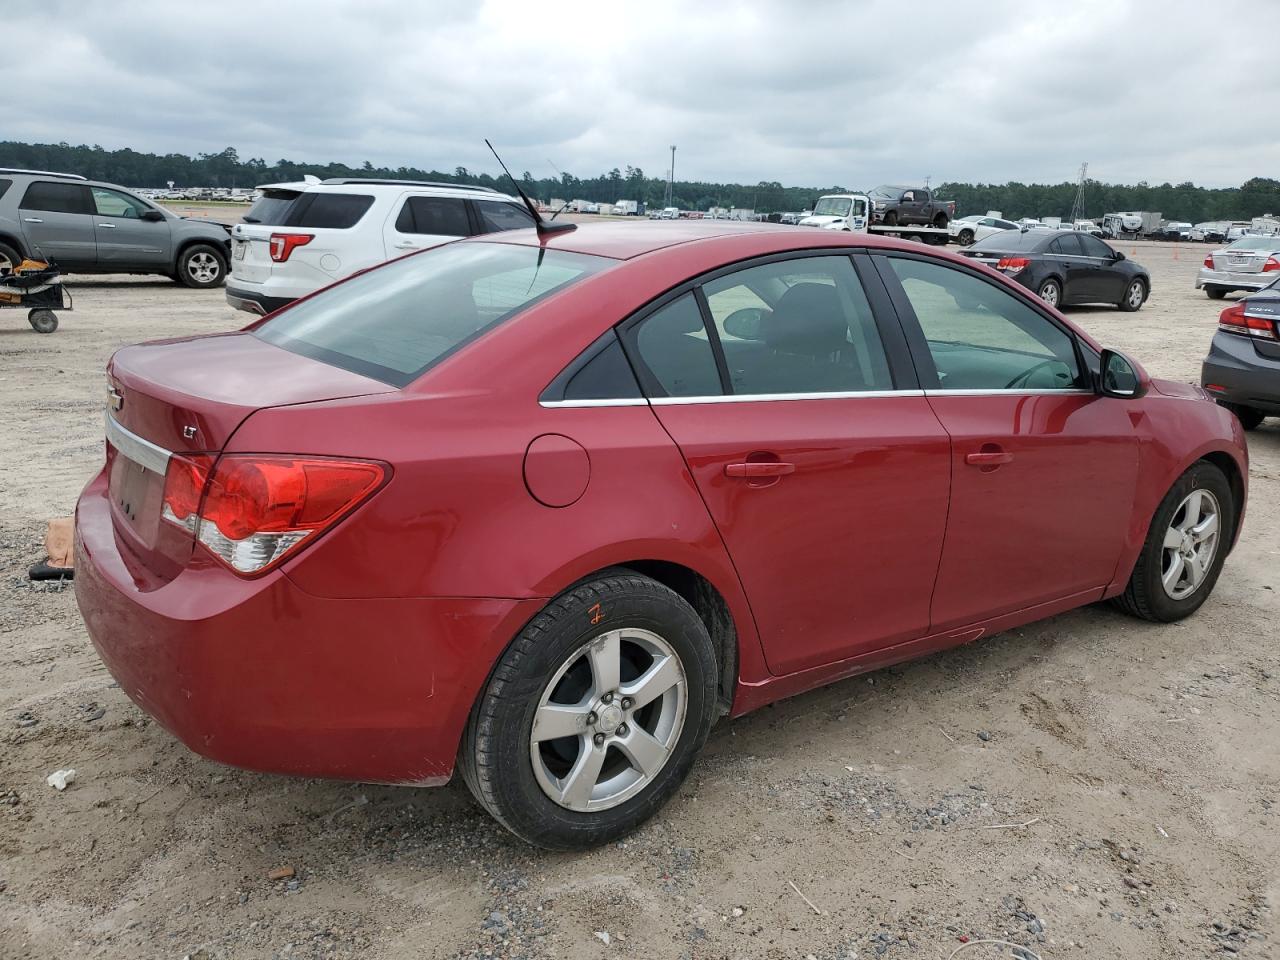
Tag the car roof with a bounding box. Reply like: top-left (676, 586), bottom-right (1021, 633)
top-left (254, 179), bottom-right (520, 203)
top-left (471, 219), bottom-right (958, 261)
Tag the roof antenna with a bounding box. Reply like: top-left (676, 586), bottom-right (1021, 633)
top-left (485, 139), bottom-right (575, 236)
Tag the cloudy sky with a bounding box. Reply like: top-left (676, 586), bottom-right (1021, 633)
top-left (8, 1), bottom-right (1278, 188)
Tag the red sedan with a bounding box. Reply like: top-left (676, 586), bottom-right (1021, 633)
top-left (76, 220), bottom-right (1247, 848)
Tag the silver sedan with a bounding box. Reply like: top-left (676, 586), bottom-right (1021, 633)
top-left (1197, 236), bottom-right (1280, 299)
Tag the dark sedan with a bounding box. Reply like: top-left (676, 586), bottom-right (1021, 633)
top-left (960, 228), bottom-right (1151, 311)
top-left (1202, 275), bottom-right (1280, 429)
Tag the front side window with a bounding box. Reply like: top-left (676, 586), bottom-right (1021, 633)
top-left (702, 256), bottom-right (893, 395)
top-left (91, 187), bottom-right (151, 219)
top-left (475, 201), bottom-right (536, 233)
top-left (255, 242), bottom-right (611, 387)
top-left (394, 196), bottom-right (471, 236)
top-left (21, 181), bottom-right (89, 214)
top-left (625, 293), bottom-right (722, 398)
top-left (886, 257), bottom-right (1081, 391)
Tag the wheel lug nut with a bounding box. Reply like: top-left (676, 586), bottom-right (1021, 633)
top-left (587, 711), bottom-right (598, 725)
top-left (601, 693), bottom-right (613, 704)
top-left (617, 724), bottom-right (629, 737)
top-left (593, 733), bottom-right (606, 746)
top-left (621, 697), bottom-right (633, 710)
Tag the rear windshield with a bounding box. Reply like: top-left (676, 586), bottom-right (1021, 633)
top-left (1228, 237), bottom-right (1277, 251)
top-left (254, 242), bottom-right (613, 386)
top-left (971, 229), bottom-right (1051, 252)
top-left (243, 190), bottom-right (374, 228)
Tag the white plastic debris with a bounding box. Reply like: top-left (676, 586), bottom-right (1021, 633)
top-left (593, 931), bottom-right (611, 945)
top-left (46, 768), bottom-right (77, 791)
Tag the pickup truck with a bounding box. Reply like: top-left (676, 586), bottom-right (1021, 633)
top-left (868, 185), bottom-right (955, 227)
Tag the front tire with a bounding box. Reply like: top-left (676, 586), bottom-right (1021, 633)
top-left (957, 229), bottom-right (975, 246)
top-left (1119, 278), bottom-right (1147, 312)
top-left (1205, 286), bottom-right (1227, 300)
top-left (883, 211), bottom-right (899, 227)
top-left (459, 571), bottom-right (718, 849)
top-left (1113, 462), bottom-right (1234, 622)
top-left (176, 244), bottom-right (227, 288)
top-left (1217, 401), bottom-right (1266, 430)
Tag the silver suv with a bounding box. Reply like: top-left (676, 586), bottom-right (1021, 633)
top-left (0, 169), bottom-right (232, 287)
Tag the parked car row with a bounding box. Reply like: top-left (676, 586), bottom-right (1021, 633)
top-left (1202, 273), bottom-right (1280, 431)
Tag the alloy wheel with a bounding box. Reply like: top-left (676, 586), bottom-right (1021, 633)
top-left (187, 251), bottom-right (221, 284)
top-left (1127, 281), bottom-right (1145, 309)
top-left (530, 628), bottom-right (687, 812)
top-left (1160, 489), bottom-right (1220, 600)
top-left (1039, 282), bottom-right (1059, 306)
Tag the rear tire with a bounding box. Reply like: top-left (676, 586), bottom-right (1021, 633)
top-left (1217, 401), bottom-right (1266, 430)
top-left (1119, 278), bottom-right (1147, 312)
top-left (459, 571), bottom-right (718, 850)
top-left (933, 213), bottom-right (948, 228)
top-left (176, 244), bottom-right (226, 289)
top-left (0, 241), bottom-right (23, 274)
top-left (28, 309), bottom-right (57, 334)
top-left (883, 211), bottom-right (899, 227)
top-left (1205, 287), bottom-right (1227, 300)
top-left (1113, 462), bottom-right (1234, 622)
top-left (1037, 278), bottom-right (1062, 307)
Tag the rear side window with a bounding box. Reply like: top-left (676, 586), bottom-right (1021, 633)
top-left (624, 293), bottom-right (722, 398)
top-left (475, 202), bottom-right (536, 233)
top-left (394, 196), bottom-right (471, 236)
top-left (1079, 235), bottom-right (1114, 259)
top-left (21, 181), bottom-right (89, 214)
top-left (244, 189), bottom-right (301, 225)
top-left (560, 333), bottom-right (643, 401)
top-left (254, 242), bottom-right (611, 387)
top-left (0, 179), bottom-right (11, 200)
top-left (288, 193), bottom-right (374, 229)
top-left (1049, 233), bottom-right (1083, 256)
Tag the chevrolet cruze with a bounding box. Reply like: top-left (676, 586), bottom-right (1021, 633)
top-left (76, 221), bottom-right (1248, 849)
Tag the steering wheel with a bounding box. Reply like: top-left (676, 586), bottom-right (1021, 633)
top-left (1005, 360), bottom-right (1066, 390)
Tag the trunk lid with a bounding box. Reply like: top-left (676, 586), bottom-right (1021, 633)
top-left (1214, 249), bottom-right (1266, 273)
top-left (104, 332), bottom-right (394, 577)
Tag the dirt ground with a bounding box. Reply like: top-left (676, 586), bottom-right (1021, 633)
top-left (1, 238), bottom-right (1276, 960)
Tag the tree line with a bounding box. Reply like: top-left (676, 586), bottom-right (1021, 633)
top-left (3, 141), bottom-right (1278, 223)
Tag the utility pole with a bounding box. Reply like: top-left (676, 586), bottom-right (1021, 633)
top-left (665, 145), bottom-right (676, 207)
top-left (1070, 162), bottom-right (1088, 223)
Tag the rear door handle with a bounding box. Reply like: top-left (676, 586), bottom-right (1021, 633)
top-left (23, 217), bottom-right (43, 223)
top-left (965, 450), bottom-right (1013, 466)
top-left (393, 241), bottom-right (419, 250)
top-left (725, 461), bottom-right (796, 478)
top-left (97, 222), bottom-right (117, 228)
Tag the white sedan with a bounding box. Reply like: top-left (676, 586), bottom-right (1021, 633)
top-left (948, 214), bottom-right (1019, 246)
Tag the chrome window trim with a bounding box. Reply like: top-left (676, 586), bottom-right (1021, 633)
top-left (105, 413), bottom-right (171, 474)
top-left (539, 387), bottom-right (1097, 408)
top-left (539, 398), bottom-right (648, 408)
top-left (651, 389), bottom-right (926, 405)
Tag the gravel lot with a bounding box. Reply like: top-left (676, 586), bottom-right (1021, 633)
top-left (1, 238), bottom-right (1277, 960)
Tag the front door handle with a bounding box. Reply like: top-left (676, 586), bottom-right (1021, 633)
top-left (725, 461), bottom-right (796, 478)
top-left (23, 217), bottom-right (43, 223)
top-left (965, 450), bottom-right (1013, 466)
top-left (393, 241), bottom-right (419, 250)
top-left (97, 222), bottom-right (117, 228)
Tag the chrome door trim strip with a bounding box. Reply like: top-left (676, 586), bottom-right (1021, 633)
top-left (105, 414), bottom-right (171, 474)
top-left (924, 388), bottom-right (1094, 397)
top-left (539, 398), bottom-right (650, 408)
top-left (650, 389), bottom-right (926, 405)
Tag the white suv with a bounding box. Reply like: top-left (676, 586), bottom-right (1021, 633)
top-left (226, 178), bottom-right (536, 314)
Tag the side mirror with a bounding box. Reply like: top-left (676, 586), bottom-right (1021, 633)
top-left (1111, 250), bottom-right (1125, 261)
top-left (1098, 348), bottom-right (1150, 398)
top-left (141, 209), bottom-right (166, 222)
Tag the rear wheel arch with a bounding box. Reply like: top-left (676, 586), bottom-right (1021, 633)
top-left (0, 232), bottom-right (28, 262)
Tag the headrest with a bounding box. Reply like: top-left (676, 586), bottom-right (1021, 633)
top-left (762, 283), bottom-right (848, 357)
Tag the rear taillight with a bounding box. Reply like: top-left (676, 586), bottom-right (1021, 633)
top-left (1218, 302), bottom-right (1278, 340)
top-left (268, 233), bottom-right (313, 262)
top-left (1263, 257), bottom-right (1280, 273)
top-left (996, 256), bottom-right (1031, 272)
top-left (161, 454), bottom-right (387, 575)
top-left (1203, 254), bottom-right (1214, 269)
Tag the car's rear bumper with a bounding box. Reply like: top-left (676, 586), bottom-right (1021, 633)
top-left (225, 285), bottom-right (294, 316)
top-left (1201, 331), bottom-right (1280, 414)
top-left (1197, 267), bottom-right (1276, 291)
top-left (74, 468), bottom-right (542, 784)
